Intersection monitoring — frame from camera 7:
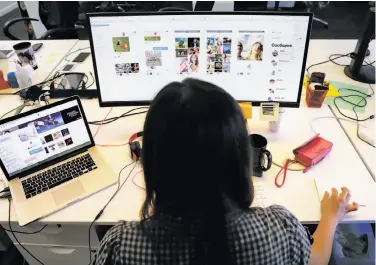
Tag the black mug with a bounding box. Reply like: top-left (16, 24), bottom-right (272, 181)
top-left (249, 134), bottom-right (272, 177)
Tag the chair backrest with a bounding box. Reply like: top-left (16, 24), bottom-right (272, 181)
top-left (39, 2), bottom-right (79, 29)
top-left (234, 1), bottom-right (268, 11)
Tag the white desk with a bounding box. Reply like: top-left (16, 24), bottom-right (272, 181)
top-left (306, 40), bottom-right (376, 179)
top-left (0, 39), bottom-right (375, 224)
top-left (0, 40), bottom-right (79, 88)
top-left (0, 39), bottom-right (375, 265)
top-left (0, 97), bottom-right (374, 225)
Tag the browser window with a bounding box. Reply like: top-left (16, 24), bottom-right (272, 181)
top-left (0, 100), bottom-right (91, 177)
top-left (89, 14), bottom-right (311, 104)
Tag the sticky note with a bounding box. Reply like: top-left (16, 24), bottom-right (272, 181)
top-left (239, 102), bottom-right (252, 119)
top-left (259, 102), bottom-right (279, 121)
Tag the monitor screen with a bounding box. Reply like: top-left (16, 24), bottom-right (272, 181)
top-left (88, 12), bottom-right (312, 107)
top-left (0, 99), bottom-right (92, 178)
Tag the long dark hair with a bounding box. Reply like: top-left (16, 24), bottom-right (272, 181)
top-left (141, 78), bottom-right (253, 265)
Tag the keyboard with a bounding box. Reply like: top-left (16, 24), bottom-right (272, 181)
top-left (21, 153), bottom-right (97, 199)
top-left (251, 181), bottom-right (267, 207)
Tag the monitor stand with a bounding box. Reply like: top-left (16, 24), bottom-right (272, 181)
top-left (344, 65), bottom-right (375, 84)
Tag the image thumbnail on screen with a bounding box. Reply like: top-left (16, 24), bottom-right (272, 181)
top-left (112, 37), bottom-right (130, 52)
top-left (237, 33), bottom-right (264, 61)
top-left (175, 37), bottom-right (200, 74)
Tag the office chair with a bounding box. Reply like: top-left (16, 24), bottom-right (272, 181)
top-left (3, 1), bottom-right (80, 40)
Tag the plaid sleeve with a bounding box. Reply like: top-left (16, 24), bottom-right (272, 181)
top-left (92, 223), bottom-right (123, 265)
top-left (269, 205), bottom-right (311, 265)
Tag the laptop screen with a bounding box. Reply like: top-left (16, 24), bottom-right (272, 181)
top-left (0, 99), bottom-right (92, 178)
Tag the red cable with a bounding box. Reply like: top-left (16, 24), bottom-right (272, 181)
top-left (96, 142), bottom-right (129, 147)
top-left (91, 108), bottom-right (129, 147)
top-left (132, 170), bottom-right (145, 190)
top-left (93, 107), bottom-right (113, 138)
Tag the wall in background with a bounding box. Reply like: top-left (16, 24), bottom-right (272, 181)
top-left (0, 1), bottom-right (17, 17)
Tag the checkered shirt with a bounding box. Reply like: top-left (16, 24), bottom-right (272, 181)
top-left (93, 205), bottom-right (311, 265)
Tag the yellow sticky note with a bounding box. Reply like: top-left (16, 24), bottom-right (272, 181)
top-left (327, 83), bottom-right (340, 97)
top-left (238, 102), bottom-right (252, 119)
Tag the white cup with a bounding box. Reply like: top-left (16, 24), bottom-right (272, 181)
top-left (269, 108), bottom-right (285, 132)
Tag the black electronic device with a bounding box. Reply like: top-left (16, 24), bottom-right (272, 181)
top-left (19, 85), bottom-right (43, 101)
top-left (314, 84), bottom-right (329, 91)
top-left (309, 72), bottom-right (326, 84)
top-left (56, 74), bottom-right (84, 90)
top-left (72, 52), bottom-right (90, 63)
top-left (344, 6), bottom-right (375, 84)
top-left (62, 64), bottom-right (74, 72)
top-left (32, 43), bottom-right (43, 52)
top-left (129, 132), bottom-right (143, 161)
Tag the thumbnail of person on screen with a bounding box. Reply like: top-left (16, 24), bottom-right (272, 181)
top-left (237, 41), bottom-right (263, 61)
top-left (246, 42), bottom-right (263, 61)
top-left (189, 54), bottom-right (199, 72)
top-left (237, 42), bottom-right (244, 60)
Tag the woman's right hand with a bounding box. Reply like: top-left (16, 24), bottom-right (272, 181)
top-left (320, 187), bottom-right (359, 225)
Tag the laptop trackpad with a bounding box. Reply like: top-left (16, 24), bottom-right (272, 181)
top-left (52, 181), bottom-right (85, 206)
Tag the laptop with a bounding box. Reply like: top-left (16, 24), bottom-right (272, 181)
top-left (0, 96), bottom-right (117, 226)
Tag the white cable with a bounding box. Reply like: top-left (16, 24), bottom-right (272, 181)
top-left (38, 92), bottom-right (50, 106)
top-left (310, 116), bottom-right (366, 134)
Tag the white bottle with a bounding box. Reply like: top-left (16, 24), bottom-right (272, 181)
top-left (15, 64), bottom-right (33, 89)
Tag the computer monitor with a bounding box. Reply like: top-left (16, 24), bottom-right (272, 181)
top-left (88, 12), bottom-right (312, 107)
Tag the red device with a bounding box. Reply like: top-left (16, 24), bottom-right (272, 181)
top-left (293, 133), bottom-right (333, 173)
top-left (0, 70), bottom-right (10, 89)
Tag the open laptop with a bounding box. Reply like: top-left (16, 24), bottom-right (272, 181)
top-left (0, 96), bottom-right (117, 226)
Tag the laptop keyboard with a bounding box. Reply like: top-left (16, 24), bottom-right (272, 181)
top-left (21, 154), bottom-right (97, 199)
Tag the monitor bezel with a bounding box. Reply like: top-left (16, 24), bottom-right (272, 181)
top-left (87, 11), bottom-right (313, 108)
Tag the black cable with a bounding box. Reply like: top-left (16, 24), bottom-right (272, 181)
top-left (1, 224), bottom-right (48, 234)
top-left (77, 72), bottom-right (95, 90)
top-left (329, 54), bottom-right (375, 67)
top-left (88, 107), bottom-right (149, 125)
top-left (307, 53), bottom-right (351, 75)
top-left (333, 93), bottom-right (373, 122)
top-left (368, 83), bottom-right (375, 96)
top-left (86, 72), bottom-right (95, 89)
top-left (8, 199), bottom-right (45, 265)
top-left (88, 161), bottom-right (137, 265)
top-left (90, 111), bottom-right (148, 125)
top-left (333, 85), bottom-right (375, 147)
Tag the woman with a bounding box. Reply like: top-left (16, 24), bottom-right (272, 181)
top-left (93, 78), bottom-right (358, 265)
top-left (189, 54), bottom-right (199, 72)
top-left (247, 42), bottom-right (263, 61)
top-left (237, 41), bottom-right (244, 60)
